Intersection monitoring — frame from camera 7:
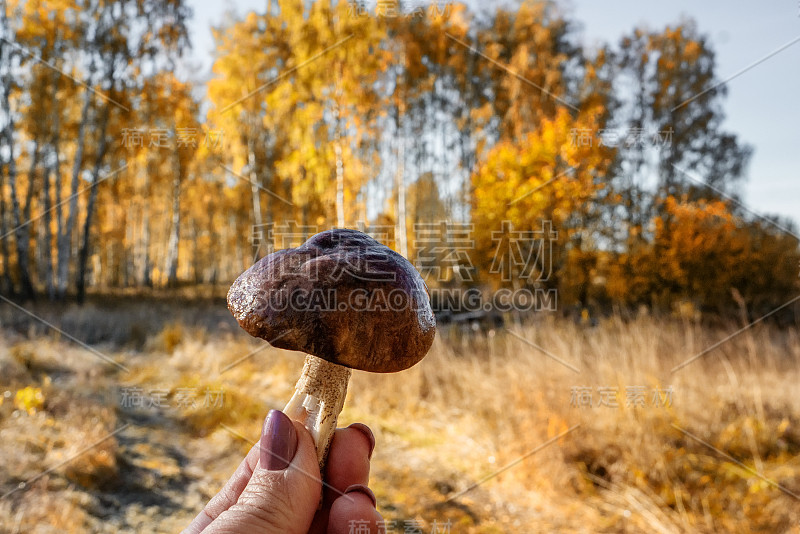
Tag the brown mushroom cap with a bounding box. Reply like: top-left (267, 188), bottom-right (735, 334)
top-left (227, 229), bottom-right (436, 373)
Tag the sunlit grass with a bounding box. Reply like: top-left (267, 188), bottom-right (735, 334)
top-left (1, 308), bottom-right (799, 532)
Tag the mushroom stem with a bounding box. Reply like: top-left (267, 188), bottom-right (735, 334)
top-left (283, 354), bottom-right (351, 474)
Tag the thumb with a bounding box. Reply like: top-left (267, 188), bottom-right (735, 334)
top-left (205, 410), bottom-right (322, 534)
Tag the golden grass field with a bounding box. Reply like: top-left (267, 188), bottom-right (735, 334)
top-left (1, 298), bottom-right (799, 533)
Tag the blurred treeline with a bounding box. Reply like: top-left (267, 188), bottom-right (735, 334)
top-left (0, 0), bottom-right (798, 316)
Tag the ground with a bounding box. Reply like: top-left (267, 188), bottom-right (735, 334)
top-left (1, 296), bottom-right (799, 533)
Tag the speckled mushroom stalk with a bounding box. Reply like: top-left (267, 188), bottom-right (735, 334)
top-left (282, 356), bottom-right (351, 468)
top-left (227, 229), bottom-right (436, 475)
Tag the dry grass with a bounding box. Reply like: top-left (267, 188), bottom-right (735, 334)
top-left (343, 315), bottom-right (800, 532)
top-left (1, 304), bottom-right (799, 532)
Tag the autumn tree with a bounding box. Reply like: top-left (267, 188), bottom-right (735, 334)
top-left (471, 106), bottom-right (613, 294)
top-left (0, 0), bottom-right (190, 300)
top-left (606, 20), bottom-right (753, 236)
top-left (0, 0), bottom-right (794, 321)
top-left (208, 0), bottom-right (385, 254)
top-left (605, 197), bottom-right (800, 315)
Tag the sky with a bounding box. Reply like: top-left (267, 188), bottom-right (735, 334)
top-left (185, 0), bottom-right (800, 230)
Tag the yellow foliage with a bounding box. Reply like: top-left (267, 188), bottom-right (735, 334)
top-left (14, 386), bottom-right (45, 415)
top-left (605, 196), bottom-right (800, 313)
top-left (471, 107), bottom-right (613, 288)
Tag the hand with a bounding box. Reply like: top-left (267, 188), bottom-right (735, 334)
top-left (184, 410), bottom-right (383, 534)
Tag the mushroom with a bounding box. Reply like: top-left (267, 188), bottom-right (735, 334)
top-left (227, 228), bottom-right (436, 472)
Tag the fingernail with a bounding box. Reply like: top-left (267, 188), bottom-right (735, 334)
top-left (344, 484), bottom-right (377, 508)
top-left (260, 410), bottom-right (297, 471)
top-left (347, 423), bottom-right (375, 459)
